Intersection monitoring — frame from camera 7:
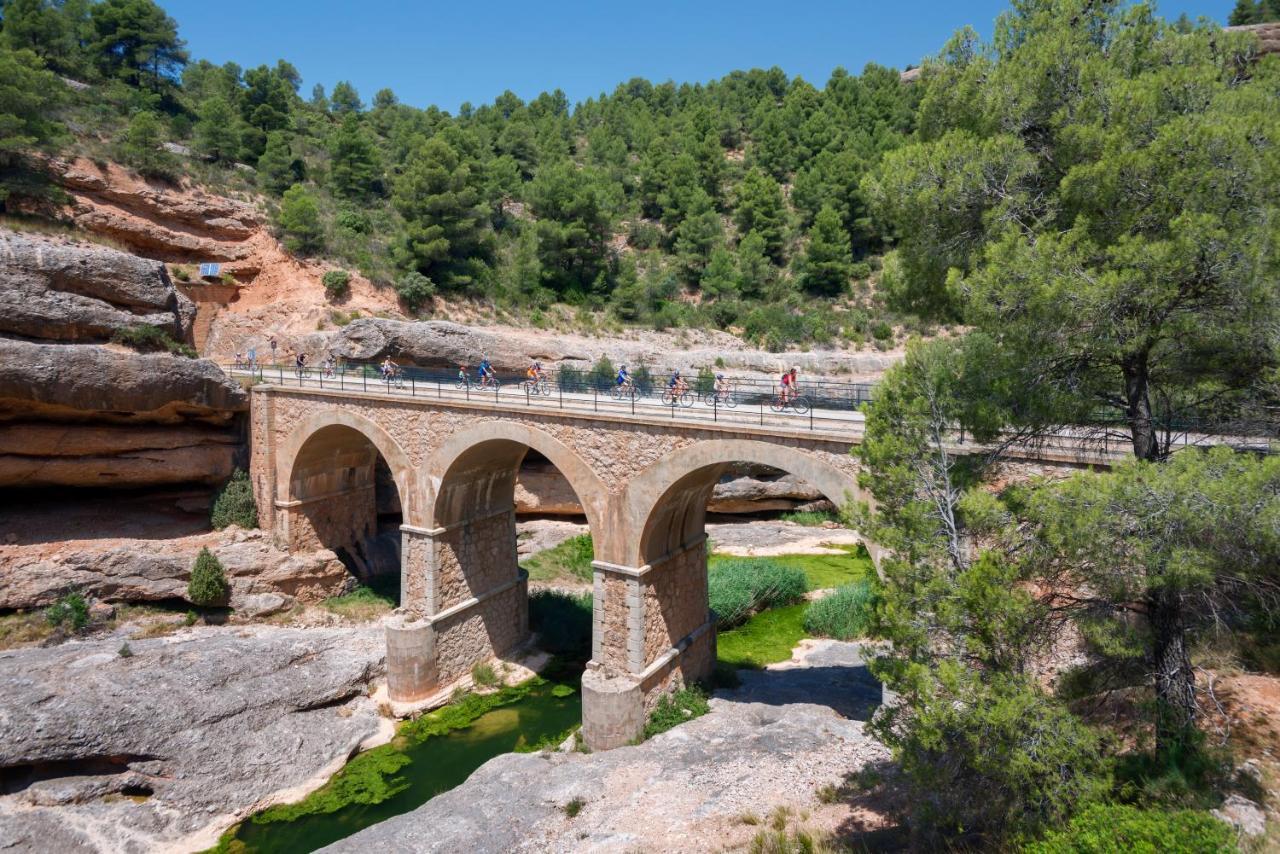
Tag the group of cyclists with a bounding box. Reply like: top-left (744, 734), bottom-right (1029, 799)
top-left (241, 346), bottom-right (805, 409)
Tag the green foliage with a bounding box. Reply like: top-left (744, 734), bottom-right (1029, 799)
top-left (0, 46), bottom-right (65, 205)
top-left (322, 269), bottom-right (351, 299)
top-left (528, 590), bottom-right (592, 657)
top-left (694, 365), bottom-right (716, 395)
top-left (1229, 0), bottom-right (1280, 25)
top-left (116, 111), bottom-right (177, 179)
top-left (875, 668), bottom-right (1109, 845)
top-left (117, 641), bottom-right (133, 658)
top-left (562, 796), bottom-right (585, 818)
top-left (587, 355), bottom-right (615, 390)
top-left (256, 131), bottom-right (301, 195)
top-left (708, 559), bottom-right (807, 628)
top-left (253, 745), bottom-right (411, 824)
top-left (641, 685), bottom-right (710, 739)
top-left (277, 183), bottom-right (323, 254)
top-left (734, 168), bottom-right (788, 263)
top-left (798, 204), bottom-right (852, 296)
top-left (1024, 802), bottom-right (1234, 854)
top-left (45, 591), bottom-right (89, 632)
top-left (87, 0), bottom-right (187, 90)
top-left (521, 534), bottom-right (594, 583)
top-left (109, 323), bottom-right (195, 356)
top-left (193, 95), bottom-right (239, 163)
top-left (716, 603), bottom-right (808, 669)
top-left (321, 585), bottom-right (395, 620)
top-left (187, 547), bottom-right (228, 606)
top-left (328, 113), bottom-right (382, 199)
top-left (803, 581), bottom-right (880, 641)
top-left (395, 271), bottom-right (435, 313)
top-left (210, 468), bottom-right (257, 530)
top-left (471, 662), bottom-right (498, 688)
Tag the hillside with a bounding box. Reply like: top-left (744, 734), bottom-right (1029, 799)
top-left (0, 0), bottom-right (936, 355)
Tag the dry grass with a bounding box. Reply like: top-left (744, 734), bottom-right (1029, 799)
top-left (0, 611), bottom-right (55, 650)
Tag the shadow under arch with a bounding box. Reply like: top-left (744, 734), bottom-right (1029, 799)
top-left (618, 438), bottom-right (869, 566)
top-left (422, 419), bottom-right (609, 540)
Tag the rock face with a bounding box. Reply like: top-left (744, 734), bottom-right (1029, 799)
top-left (0, 230), bottom-right (194, 342)
top-left (327, 317), bottom-right (899, 380)
top-left (0, 232), bottom-right (248, 489)
top-left (0, 625), bottom-right (386, 853)
top-left (324, 640), bottom-right (888, 854)
top-left (0, 527), bottom-right (352, 609)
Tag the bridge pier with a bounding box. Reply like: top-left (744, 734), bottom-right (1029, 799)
top-left (387, 508), bottom-right (530, 702)
top-left (581, 536), bottom-right (716, 750)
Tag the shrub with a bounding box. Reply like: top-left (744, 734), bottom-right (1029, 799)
top-left (588, 354), bottom-right (615, 391)
top-left (1024, 802), bottom-right (1233, 853)
top-left (529, 590), bottom-right (593, 657)
top-left (210, 469), bottom-right (257, 530)
top-left (695, 365), bottom-right (716, 395)
top-left (278, 184), bottom-right (324, 254)
top-left (708, 559), bottom-right (807, 628)
top-left (188, 547), bottom-right (229, 606)
top-left (172, 265), bottom-right (191, 282)
top-left (642, 685), bottom-right (710, 739)
top-left (323, 269), bottom-right (351, 299)
top-left (874, 669), bottom-right (1109, 845)
top-left (45, 591), bottom-right (89, 632)
top-left (871, 320), bottom-right (894, 341)
top-left (804, 581), bottom-right (880, 640)
top-left (562, 796), bottom-right (586, 817)
top-left (395, 271), bottom-right (435, 313)
top-left (110, 324), bottom-right (196, 357)
top-left (118, 642), bottom-right (134, 658)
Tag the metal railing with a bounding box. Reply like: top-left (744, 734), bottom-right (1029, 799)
top-left (224, 360), bottom-right (868, 437)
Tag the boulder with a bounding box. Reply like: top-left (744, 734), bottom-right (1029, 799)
top-left (0, 529), bottom-right (351, 609)
top-left (233, 591), bottom-right (293, 618)
top-left (0, 229), bottom-right (194, 342)
top-left (1213, 794), bottom-right (1267, 838)
top-left (0, 339), bottom-right (246, 424)
top-left (0, 625), bottom-right (385, 852)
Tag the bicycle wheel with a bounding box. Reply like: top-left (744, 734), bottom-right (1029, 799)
top-left (724, 392), bottom-right (739, 409)
top-left (769, 396), bottom-right (785, 413)
top-left (791, 396), bottom-right (811, 415)
top-left (701, 392), bottom-right (717, 407)
top-left (680, 392), bottom-right (694, 407)
top-left (661, 389), bottom-right (676, 406)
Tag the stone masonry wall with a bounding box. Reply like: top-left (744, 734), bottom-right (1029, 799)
top-left (433, 579), bottom-right (529, 686)
top-left (284, 484), bottom-right (375, 553)
top-left (641, 540), bottom-right (709, 669)
top-left (432, 511), bottom-right (518, 613)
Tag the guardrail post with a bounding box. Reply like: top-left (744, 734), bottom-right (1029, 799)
top-left (713, 394), bottom-right (718, 423)
top-left (525, 383), bottom-right (530, 407)
top-left (593, 387), bottom-right (597, 412)
top-left (279, 365), bottom-right (283, 384)
top-left (810, 405), bottom-right (814, 431)
top-left (631, 390), bottom-right (636, 416)
top-left (559, 382), bottom-right (563, 410)
top-left (362, 368), bottom-right (366, 392)
top-left (437, 379), bottom-right (441, 399)
top-left (760, 399), bottom-right (764, 426)
top-left (339, 367), bottom-right (344, 390)
top-left (411, 376), bottom-right (415, 397)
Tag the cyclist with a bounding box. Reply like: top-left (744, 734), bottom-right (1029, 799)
top-left (714, 372), bottom-right (731, 401)
top-left (457, 363), bottom-right (469, 386)
top-left (478, 356), bottom-right (496, 388)
top-left (616, 364), bottom-right (632, 390)
top-left (526, 360), bottom-right (546, 383)
top-left (294, 351), bottom-right (307, 378)
top-left (667, 369), bottom-right (688, 396)
top-left (380, 356), bottom-right (398, 381)
top-left (321, 354), bottom-right (336, 377)
top-left (780, 366), bottom-right (799, 403)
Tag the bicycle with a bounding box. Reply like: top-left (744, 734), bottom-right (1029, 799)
top-left (702, 386), bottom-right (738, 409)
top-left (661, 387), bottom-right (694, 407)
top-left (612, 381), bottom-right (641, 401)
top-left (521, 377), bottom-right (550, 396)
top-left (478, 374), bottom-right (502, 393)
top-left (769, 392), bottom-right (810, 415)
top-left (382, 368), bottom-right (405, 389)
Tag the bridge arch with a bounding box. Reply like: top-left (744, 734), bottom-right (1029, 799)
top-left (618, 438), bottom-right (866, 566)
top-left (274, 410), bottom-right (416, 590)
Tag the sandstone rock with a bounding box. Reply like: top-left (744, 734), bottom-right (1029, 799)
top-left (0, 339), bottom-right (246, 424)
top-left (0, 625), bottom-right (385, 852)
top-left (0, 532), bottom-right (351, 610)
top-left (0, 229), bottom-right (194, 342)
top-left (234, 592), bottom-right (293, 618)
top-left (1213, 793), bottom-right (1267, 838)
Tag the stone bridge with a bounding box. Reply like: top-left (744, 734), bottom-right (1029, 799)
top-left (248, 383), bottom-right (868, 749)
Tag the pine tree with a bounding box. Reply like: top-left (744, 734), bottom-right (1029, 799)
top-left (327, 114), bottom-right (382, 199)
top-left (733, 168), bottom-right (788, 263)
top-left (277, 183), bottom-right (323, 255)
top-left (1228, 0), bottom-right (1260, 25)
top-left (735, 231), bottom-right (773, 300)
top-left (673, 189), bottom-right (723, 282)
top-left (256, 131), bottom-right (300, 195)
top-left (87, 0), bottom-right (188, 90)
top-left (700, 246), bottom-right (739, 300)
top-left (330, 80), bottom-right (362, 114)
top-left (193, 95), bottom-right (240, 163)
top-left (800, 204), bottom-right (853, 296)
top-left (117, 110), bottom-right (176, 179)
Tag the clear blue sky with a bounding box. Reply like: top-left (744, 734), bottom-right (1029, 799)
top-left (162, 0), bottom-right (1236, 113)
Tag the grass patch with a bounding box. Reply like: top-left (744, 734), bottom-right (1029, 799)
top-left (562, 796), bottom-right (585, 818)
top-left (0, 611), bottom-right (54, 649)
top-left (804, 580), bottom-right (880, 641)
top-left (709, 544), bottom-right (875, 592)
top-left (521, 534), bottom-right (594, 584)
top-left (471, 662), bottom-right (499, 688)
top-left (708, 559), bottom-right (806, 628)
top-left (110, 324), bottom-right (197, 357)
top-left (642, 685), bottom-right (711, 739)
top-left (778, 508), bottom-right (842, 526)
top-left (1024, 802), bottom-right (1234, 853)
top-left (322, 584), bottom-right (396, 620)
top-left (716, 603), bottom-right (809, 670)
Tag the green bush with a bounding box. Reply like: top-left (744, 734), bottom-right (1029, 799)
top-left (210, 469), bottom-right (257, 530)
top-left (323, 269), bottom-right (351, 299)
top-left (188, 547), bottom-right (229, 606)
top-left (1024, 803), bottom-right (1234, 853)
top-left (804, 581), bottom-right (880, 640)
top-left (110, 324), bottom-right (196, 357)
top-left (588, 354), bottom-right (615, 391)
top-left (471, 662), bottom-right (498, 687)
top-left (871, 320), bottom-right (894, 341)
top-left (708, 559), bottom-right (807, 628)
top-left (395, 271), bottom-right (435, 313)
top-left (278, 184), bottom-right (324, 255)
top-left (45, 591), bottom-right (89, 632)
top-left (529, 590), bottom-right (593, 657)
top-left (642, 685), bottom-right (710, 739)
top-left (694, 365), bottom-right (716, 395)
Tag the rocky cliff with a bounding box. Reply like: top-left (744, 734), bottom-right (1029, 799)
top-left (0, 230), bottom-right (247, 488)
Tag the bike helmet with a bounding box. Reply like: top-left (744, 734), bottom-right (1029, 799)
top-left (674, 370), bottom-right (681, 377)
top-left (791, 365), bottom-right (799, 372)
top-left (716, 372), bottom-right (724, 379)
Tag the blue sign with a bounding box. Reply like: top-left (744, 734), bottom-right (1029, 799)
top-left (199, 263), bottom-right (221, 277)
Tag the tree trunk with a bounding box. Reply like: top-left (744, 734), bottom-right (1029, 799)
top-left (1148, 588), bottom-right (1197, 753)
top-left (1122, 353), bottom-right (1161, 462)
